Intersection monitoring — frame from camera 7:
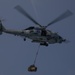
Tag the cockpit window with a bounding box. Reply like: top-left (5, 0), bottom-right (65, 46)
top-left (25, 27), bottom-right (34, 30)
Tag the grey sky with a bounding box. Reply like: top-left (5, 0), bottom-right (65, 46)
top-left (0, 0), bottom-right (75, 75)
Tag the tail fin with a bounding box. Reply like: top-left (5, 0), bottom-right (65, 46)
top-left (0, 20), bottom-right (6, 34)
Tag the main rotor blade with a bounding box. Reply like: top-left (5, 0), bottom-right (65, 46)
top-left (14, 5), bottom-right (42, 27)
top-left (45, 10), bottom-right (73, 28)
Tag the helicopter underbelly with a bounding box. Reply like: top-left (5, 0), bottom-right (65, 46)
top-left (30, 36), bottom-right (47, 42)
top-left (27, 35), bottom-right (56, 44)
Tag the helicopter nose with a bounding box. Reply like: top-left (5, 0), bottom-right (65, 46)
top-left (59, 38), bottom-right (66, 43)
top-left (62, 39), bottom-right (66, 42)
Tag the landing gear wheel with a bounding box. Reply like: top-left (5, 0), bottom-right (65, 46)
top-left (40, 42), bottom-right (48, 46)
top-left (45, 43), bottom-right (48, 46)
top-left (24, 38), bottom-right (26, 41)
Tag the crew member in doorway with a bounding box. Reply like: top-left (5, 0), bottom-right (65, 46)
top-left (41, 30), bottom-right (47, 36)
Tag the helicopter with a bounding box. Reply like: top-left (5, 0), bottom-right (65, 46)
top-left (0, 5), bottom-right (73, 46)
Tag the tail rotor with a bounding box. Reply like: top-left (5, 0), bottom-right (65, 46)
top-left (0, 19), bottom-right (6, 35)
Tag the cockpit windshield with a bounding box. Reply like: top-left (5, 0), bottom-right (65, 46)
top-left (25, 27), bottom-right (34, 30)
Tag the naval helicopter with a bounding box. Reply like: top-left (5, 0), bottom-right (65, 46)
top-left (0, 5), bottom-right (73, 46)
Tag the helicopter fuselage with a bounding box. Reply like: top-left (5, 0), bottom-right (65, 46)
top-left (0, 20), bottom-right (66, 46)
top-left (0, 5), bottom-right (72, 46)
top-left (21, 27), bottom-right (66, 46)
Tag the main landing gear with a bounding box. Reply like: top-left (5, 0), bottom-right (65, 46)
top-left (24, 38), bottom-right (26, 41)
top-left (40, 42), bottom-right (48, 46)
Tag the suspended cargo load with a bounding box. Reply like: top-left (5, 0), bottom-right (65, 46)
top-left (28, 65), bottom-right (37, 72)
